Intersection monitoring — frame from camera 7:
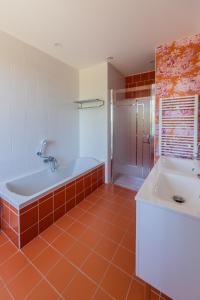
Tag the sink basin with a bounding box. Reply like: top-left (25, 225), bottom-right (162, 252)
top-left (136, 156), bottom-right (200, 218)
top-left (159, 156), bottom-right (199, 176)
top-left (154, 172), bottom-right (200, 212)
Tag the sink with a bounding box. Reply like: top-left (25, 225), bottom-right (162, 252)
top-left (159, 156), bottom-right (199, 176)
top-left (154, 172), bottom-right (200, 213)
top-left (136, 156), bottom-right (200, 218)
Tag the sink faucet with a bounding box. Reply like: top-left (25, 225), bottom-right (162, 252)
top-left (192, 143), bottom-right (200, 179)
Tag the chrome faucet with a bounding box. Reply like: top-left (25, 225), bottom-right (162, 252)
top-left (37, 152), bottom-right (58, 172)
top-left (43, 156), bottom-right (58, 172)
top-left (192, 143), bottom-right (200, 179)
top-left (37, 140), bottom-right (58, 172)
top-left (192, 143), bottom-right (200, 160)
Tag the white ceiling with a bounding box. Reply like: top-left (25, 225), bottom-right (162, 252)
top-left (0, 0), bottom-right (199, 75)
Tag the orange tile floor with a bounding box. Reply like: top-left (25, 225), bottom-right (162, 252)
top-left (0, 184), bottom-right (171, 300)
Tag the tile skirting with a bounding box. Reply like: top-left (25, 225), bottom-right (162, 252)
top-left (0, 164), bottom-right (105, 248)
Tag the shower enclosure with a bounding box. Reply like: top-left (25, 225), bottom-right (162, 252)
top-left (111, 86), bottom-right (155, 191)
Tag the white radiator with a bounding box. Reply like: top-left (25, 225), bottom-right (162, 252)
top-left (159, 95), bottom-right (199, 158)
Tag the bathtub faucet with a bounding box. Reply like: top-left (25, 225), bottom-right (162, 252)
top-left (37, 152), bottom-right (58, 172)
top-left (43, 156), bottom-right (58, 172)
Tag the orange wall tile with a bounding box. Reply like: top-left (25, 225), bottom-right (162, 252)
top-left (125, 71), bottom-right (155, 99)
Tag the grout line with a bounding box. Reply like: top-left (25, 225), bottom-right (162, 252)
top-left (97, 211), bottom-right (133, 299)
top-left (125, 277), bottom-right (134, 300)
top-left (39, 219), bottom-right (119, 299)
top-left (23, 278), bottom-right (45, 300)
top-left (0, 236), bottom-right (10, 249)
top-left (22, 256), bottom-right (64, 300)
top-left (0, 276), bottom-right (15, 300)
top-left (0, 244), bottom-right (19, 267)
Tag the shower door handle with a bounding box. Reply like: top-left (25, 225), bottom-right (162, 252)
top-left (143, 134), bottom-right (151, 144)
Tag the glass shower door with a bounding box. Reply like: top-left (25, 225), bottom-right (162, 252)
top-left (111, 90), bottom-right (154, 191)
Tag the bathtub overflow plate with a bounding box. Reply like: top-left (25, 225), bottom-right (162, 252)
top-left (172, 195), bottom-right (186, 204)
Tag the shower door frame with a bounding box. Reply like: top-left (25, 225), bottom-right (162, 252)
top-left (110, 88), bottom-right (155, 184)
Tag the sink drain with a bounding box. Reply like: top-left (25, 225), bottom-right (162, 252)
top-left (172, 195), bottom-right (186, 204)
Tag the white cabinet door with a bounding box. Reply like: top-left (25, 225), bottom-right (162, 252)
top-left (136, 201), bottom-right (200, 300)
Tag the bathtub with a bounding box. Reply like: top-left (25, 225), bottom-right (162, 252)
top-left (0, 157), bottom-right (105, 248)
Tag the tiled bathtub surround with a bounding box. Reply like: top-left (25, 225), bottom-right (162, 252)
top-left (1, 199), bottom-right (19, 247)
top-left (0, 164), bottom-right (105, 248)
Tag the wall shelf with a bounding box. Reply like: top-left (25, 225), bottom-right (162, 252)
top-left (74, 99), bottom-right (104, 109)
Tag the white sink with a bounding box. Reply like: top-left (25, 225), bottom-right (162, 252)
top-left (159, 156), bottom-right (200, 176)
top-left (154, 172), bottom-right (200, 214)
top-left (136, 156), bottom-right (200, 218)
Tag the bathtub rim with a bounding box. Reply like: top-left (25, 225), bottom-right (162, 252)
top-left (0, 158), bottom-right (104, 210)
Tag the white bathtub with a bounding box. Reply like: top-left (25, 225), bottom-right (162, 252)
top-left (0, 157), bottom-right (103, 209)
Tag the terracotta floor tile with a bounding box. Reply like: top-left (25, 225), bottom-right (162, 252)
top-left (101, 264), bottom-right (131, 300)
top-left (33, 246), bottom-right (61, 275)
top-left (67, 206), bottom-right (84, 219)
top-left (55, 214), bottom-right (74, 231)
top-left (47, 258), bottom-right (77, 293)
top-left (103, 224), bottom-right (125, 243)
top-left (1, 252), bottom-right (28, 283)
top-left (0, 233), bottom-right (9, 247)
top-left (26, 279), bottom-right (60, 300)
top-left (0, 241), bottom-right (18, 265)
top-left (77, 199), bottom-right (93, 210)
top-left (7, 265), bottom-right (41, 300)
top-left (89, 217), bottom-right (107, 233)
top-left (22, 237), bottom-right (48, 260)
top-left (81, 252), bottom-right (109, 284)
top-left (118, 189), bottom-right (136, 200)
top-left (112, 215), bottom-right (132, 229)
top-left (78, 211), bottom-right (98, 226)
top-left (39, 224), bottom-right (62, 244)
top-left (0, 278), bottom-right (4, 289)
top-left (112, 246), bottom-right (135, 275)
top-left (121, 232), bottom-right (135, 253)
top-left (0, 184), bottom-right (164, 299)
top-left (84, 194), bottom-right (99, 203)
top-left (94, 288), bottom-right (114, 300)
top-left (88, 204), bottom-right (104, 216)
top-left (94, 236), bottom-right (118, 260)
top-left (79, 227), bottom-right (101, 249)
top-left (0, 287), bottom-right (13, 300)
top-left (66, 221), bottom-right (87, 238)
top-left (62, 272), bottom-right (97, 300)
top-left (51, 232), bottom-right (76, 255)
top-left (126, 278), bottom-right (145, 300)
top-left (65, 240), bottom-right (91, 267)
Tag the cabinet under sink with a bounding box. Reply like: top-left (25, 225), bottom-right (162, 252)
top-left (136, 157), bottom-right (200, 300)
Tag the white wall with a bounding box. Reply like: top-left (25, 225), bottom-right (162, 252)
top-left (107, 63), bottom-right (125, 181)
top-left (0, 31), bottom-right (79, 181)
top-left (79, 62), bottom-right (124, 182)
top-left (79, 63), bottom-right (108, 174)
